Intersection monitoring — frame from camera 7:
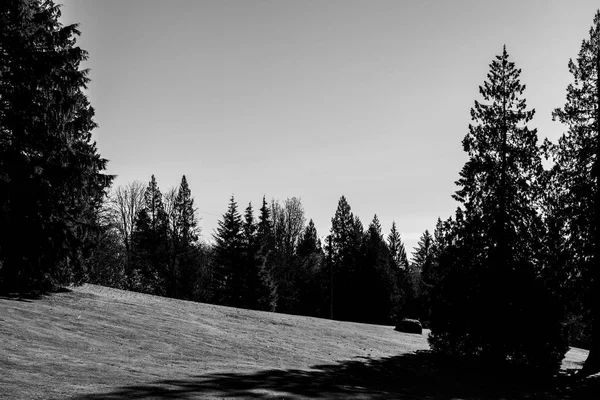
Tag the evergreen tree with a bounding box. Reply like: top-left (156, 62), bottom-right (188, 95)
top-left (212, 195), bottom-right (244, 306)
top-left (387, 221), bottom-right (408, 270)
top-left (255, 195), bottom-right (275, 310)
top-left (293, 219), bottom-right (326, 317)
top-left (172, 175), bottom-right (199, 299)
top-left (360, 215), bottom-right (400, 323)
top-left (0, 0), bottom-right (113, 293)
top-left (329, 196), bottom-right (364, 321)
top-left (131, 175), bottom-right (169, 294)
top-left (549, 10), bottom-right (600, 375)
top-left (240, 202), bottom-right (262, 309)
top-left (412, 230), bottom-right (434, 284)
top-left (429, 47), bottom-right (567, 375)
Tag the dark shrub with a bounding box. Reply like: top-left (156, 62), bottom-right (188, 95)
top-left (395, 318), bottom-right (423, 334)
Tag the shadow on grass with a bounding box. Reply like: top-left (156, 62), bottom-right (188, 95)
top-left (73, 350), bottom-right (599, 399)
top-left (0, 285), bottom-right (72, 301)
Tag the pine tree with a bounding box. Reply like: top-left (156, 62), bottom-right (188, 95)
top-left (412, 230), bottom-right (434, 284)
top-left (293, 219), bottom-right (326, 317)
top-left (387, 221), bottom-right (408, 270)
top-left (240, 202), bottom-right (261, 309)
top-left (212, 195), bottom-right (244, 306)
top-left (0, 0), bottom-right (113, 293)
top-left (429, 47), bottom-right (567, 375)
top-left (329, 196), bottom-right (364, 321)
top-left (255, 195), bottom-right (275, 310)
top-left (550, 10), bottom-right (600, 375)
top-left (172, 175), bottom-right (199, 299)
top-left (131, 175), bottom-right (169, 294)
top-left (360, 215), bottom-right (400, 323)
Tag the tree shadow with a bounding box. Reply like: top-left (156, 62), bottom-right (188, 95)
top-left (0, 285), bottom-right (72, 301)
top-left (73, 350), bottom-right (599, 399)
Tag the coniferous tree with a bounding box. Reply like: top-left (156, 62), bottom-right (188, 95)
top-left (172, 175), bottom-right (199, 299)
top-left (212, 195), bottom-right (244, 306)
top-left (387, 222), bottom-right (408, 270)
top-left (360, 215), bottom-right (400, 323)
top-left (329, 196), bottom-right (364, 321)
top-left (131, 175), bottom-right (169, 294)
top-left (0, 0), bottom-right (113, 293)
top-left (255, 195), bottom-right (275, 310)
top-left (294, 219), bottom-right (326, 316)
top-left (429, 47), bottom-right (567, 375)
top-left (549, 10), bottom-right (600, 375)
top-left (240, 202), bottom-right (261, 309)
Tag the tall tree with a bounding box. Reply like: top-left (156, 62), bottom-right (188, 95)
top-left (360, 215), bottom-right (400, 323)
top-left (110, 181), bottom-right (145, 257)
top-left (269, 197), bottom-right (306, 312)
top-left (255, 195), bottom-right (275, 310)
top-left (240, 202), bottom-right (262, 309)
top-left (328, 196), bottom-right (364, 321)
top-left (550, 10), bottom-right (600, 375)
top-left (429, 47), bottom-right (567, 375)
top-left (131, 175), bottom-right (169, 294)
top-left (0, 0), bottom-right (113, 293)
top-left (412, 230), bottom-right (434, 284)
top-left (212, 195), bottom-right (244, 306)
top-left (171, 175), bottom-right (199, 299)
top-left (387, 221), bottom-right (408, 270)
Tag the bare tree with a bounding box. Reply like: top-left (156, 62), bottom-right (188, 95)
top-left (163, 186), bottom-right (179, 237)
top-left (271, 197), bottom-right (306, 262)
top-left (109, 181), bottom-right (145, 254)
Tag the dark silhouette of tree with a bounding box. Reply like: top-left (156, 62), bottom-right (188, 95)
top-left (329, 196), bottom-right (364, 322)
top-left (293, 219), bottom-right (326, 317)
top-left (240, 202), bottom-right (263, 309)
top-left (171, 175), bottom-right (199, 299)
top-left (412, 230), bottom-right (434, 285)
top-left (0, 0), bottom-right (113, 293)
top-left (387, 222), bottom-right (408, 271)
top-left (269, 197), bottom-right (306, 313)
top-left (359, 215), bottom-right (401, 323)
top-left (429, 47), bottom-right (567, 376)
top-left (109, 181), bottom-right (145, 265)
top-left (549, 10), bottom-right (600, 376)
top-left (255, 195), bottom-right (275, 310)
top-left (131, 175), bottom-right (170, 294)
top-left (212, 195), bottom-right (244, 307)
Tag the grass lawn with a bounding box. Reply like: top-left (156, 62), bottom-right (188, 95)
top-left (0, 284), bottom-right (597, 399)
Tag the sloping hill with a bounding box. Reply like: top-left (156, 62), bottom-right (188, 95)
top-left (0, 284), bottom-right (593, 399)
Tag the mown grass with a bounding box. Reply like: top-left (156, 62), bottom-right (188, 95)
top-left (0, 284), bottom-right (596, 399)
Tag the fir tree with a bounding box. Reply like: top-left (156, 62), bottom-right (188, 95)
top-left (255, 195), bottom-right (275, 310)
top-left (131, 175), bottom-right (169, 294)
top-left (212, 195), bottom-right (244, 306)
top-left (387, 221), bottom-right (408, 270)
top-left (429, 47), bottom-right (567, 375)
top-left (549, 10), bottom-right (600, 375)
top-left (0, 0), bottom-right (113, 293)
top-left (172, 175), bottom-right (199, 299)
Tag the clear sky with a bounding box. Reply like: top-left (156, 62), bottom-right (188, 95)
top-left (59, 0), bottom-right (598, 258)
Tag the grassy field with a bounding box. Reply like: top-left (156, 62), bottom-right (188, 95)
top-left (0, 284), bottom-right (597, 399)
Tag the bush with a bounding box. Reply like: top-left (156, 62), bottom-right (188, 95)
top-left (428, 258), bottom-right (568, 378)
top-left (395, 318), bottom-right (423, 334)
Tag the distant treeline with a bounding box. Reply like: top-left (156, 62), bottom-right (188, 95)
top-left (88, 176), bottom-right (434, 326)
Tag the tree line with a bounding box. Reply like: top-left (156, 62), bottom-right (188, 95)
top-left (1, 0), bottom-right (599, 380)
top-left (89, 177), bottom-right (426, 325)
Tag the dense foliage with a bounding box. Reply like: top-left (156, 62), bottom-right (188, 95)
top-left (428, 47), bottom-right (568, 376)
top-left (0, 0), bottom-right (112, 293)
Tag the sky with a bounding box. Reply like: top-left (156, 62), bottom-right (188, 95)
top-left (59, 0), bottom-right (598, 258)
